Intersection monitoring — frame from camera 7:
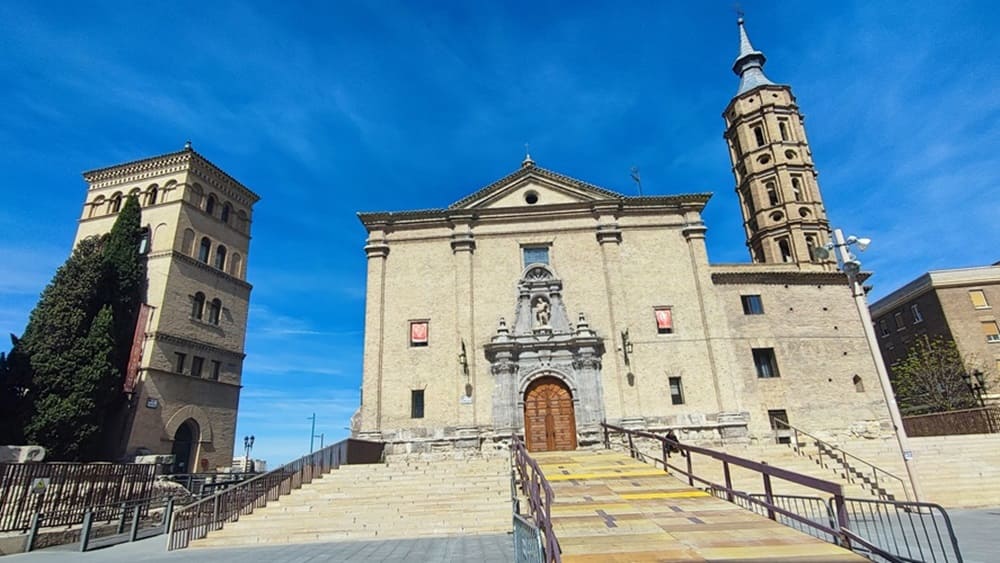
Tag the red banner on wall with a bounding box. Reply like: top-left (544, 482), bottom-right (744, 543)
top-left (124, 304), bottom-right (152, 394)
top-left (410, 321), bottom-right (428, 345)
top-left (654, 308), bottom-right (673, 330)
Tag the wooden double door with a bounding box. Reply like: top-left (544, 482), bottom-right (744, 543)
top-left (524, 377), bottom-right (577, 452)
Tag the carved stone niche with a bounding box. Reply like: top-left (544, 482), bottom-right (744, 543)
top-left (485, 264), bottom-right (606, 436)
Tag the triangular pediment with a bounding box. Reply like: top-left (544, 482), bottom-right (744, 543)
top-left (449, 165), bottom-right (625, 210)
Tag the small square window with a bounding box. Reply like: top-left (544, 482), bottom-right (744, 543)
top-left (668, 377), bottom-right (684, 405)
top-left (893, 312), bottom-right (905, 331)
top-left (653, 308), bottom-right (673, 334)
top-left (191, 356), bottom-right (204, 378)
top-left (522, 246), bottom-right (549, 267)
top-left (741, 295), bottom-right (764, 315)
top-left (910, 304), bottom-right (923, 324)
top-left (410, 321), bottom-right (429, 347)
top-left (983, 321), bottom-right (1000, 343)
top-left (175, 352), bottom-right (187, 374)
top-left (753, 348), bottom-right (780, 378)
top-left (970, 290), bottom-right (990, 309)
top-left (411, 390), bottom-right (425, 419)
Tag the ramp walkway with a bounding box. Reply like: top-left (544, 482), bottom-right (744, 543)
top-left (535, 450), bottom-right (865, 562)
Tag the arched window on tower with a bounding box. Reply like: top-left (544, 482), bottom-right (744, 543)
top-left (753, 126), bottom-right (765, 147)
top-left (198, 237), bottom-right (211, 263)
top-left (214, 245), bottom-right (227, 270)
top-left (129, 188), bottom-right (141, 202)
top-left (805, 235), bottom-right (818, 262)
top-left (192, 292), bottom-right (206, 320)
top-left (779, 120), bottom-right (789, 141)
top-left (766, 182), bottom-right (780, 207)
top-left (205, 194), bottom-right (216, 216)
top-left (208, 298), bottom-right (222, 325)
top-left (778, 238), bottom-right (793, 263)
top-left (145, 185), bottom-right (158, 206)
top-left (792, 177), bottom-right (803, 201)
top-left (108, 192), bottom-right (123, 213)
top-left (229, 253), bottom-right (242, 278)
top-left (90, 196), bottom-right (106, 218)
top-left (221, 203), bottom-right (231, 224)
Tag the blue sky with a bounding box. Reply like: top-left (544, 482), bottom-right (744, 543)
top-left (1, 1), bottom-right (997, 465)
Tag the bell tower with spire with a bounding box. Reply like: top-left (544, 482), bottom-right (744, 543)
top-left (723, 17), bottom-right (831, 266)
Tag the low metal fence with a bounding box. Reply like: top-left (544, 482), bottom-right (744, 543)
top-left (513, 512), bottom-right (545, 563)
top-left (511, 435), bottom-right (560, 563)
top-left (164, 472), bottom-right (256, 498)
top-left (0, 462), bottom-right (156, 532)
top-left (841, 497), bottom-right (963, 563)
top-left (167, 438), bottom-right (384, 550)
top-left (902, 406), bottom-right (999, 437)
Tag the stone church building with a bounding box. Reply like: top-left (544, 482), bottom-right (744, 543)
top-left (74, 145), bottom-right (258, 470)
top-left (355, 21), bottom-right (895, 453)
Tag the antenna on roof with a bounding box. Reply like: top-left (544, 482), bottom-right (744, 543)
top-left (735, 2), bottom-right (745, 21)
top-left (522, 143), bottom-right (534, 168)
top-left (630, 166), bottom-right (643, 197)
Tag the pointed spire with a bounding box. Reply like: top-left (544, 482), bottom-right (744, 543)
top-left (732, 17), bottom-right (775, 95)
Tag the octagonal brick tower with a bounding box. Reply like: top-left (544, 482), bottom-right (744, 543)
top-left (723, 18), bottom-right (832, 266)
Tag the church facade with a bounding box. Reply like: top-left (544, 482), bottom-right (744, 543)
top-left (74, 145), bottom-right (258, 470)
top-left (355, 21), bottom-right (895, 453)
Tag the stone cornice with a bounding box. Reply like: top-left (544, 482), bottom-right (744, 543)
top-left (150, 332), bottom-right (246, 359)
top-left (82, 148), bottom-right (261, 206)
top-left (870, 265), bottom-right (1000, 317)
top-left (357, 194), bottom-right (712, 231)
top-left (710, 265), bottom-right (869, 286)
top-left (150, 250), bottom-right (253, 292)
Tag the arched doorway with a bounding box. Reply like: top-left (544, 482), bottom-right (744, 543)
top-left (524, 377), bottom-right (577, 452)
top-left (170, 419), bottom-right (198, 474)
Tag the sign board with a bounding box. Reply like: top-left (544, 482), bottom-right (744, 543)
top-left (124, 304), bottom-right (152, 393)
top-left (903, 450), bottom-right (913, 460)
top-left (29, 478), bottom-right (50, 495)
top-left (146, 398), bottom-right (159, 409)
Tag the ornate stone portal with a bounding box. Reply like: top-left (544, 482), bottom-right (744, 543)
top-left (485, 264), bottom-right (606, 445)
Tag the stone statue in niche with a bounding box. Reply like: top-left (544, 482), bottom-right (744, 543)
top-left (533, 297), bottom-right (551, 328)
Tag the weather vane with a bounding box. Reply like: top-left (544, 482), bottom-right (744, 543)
top-left (735, 3), bottom-right (744, 21)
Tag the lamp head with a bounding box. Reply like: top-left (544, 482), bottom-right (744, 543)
top-left (855, 237), bottom-right (872, 252)
top-left (842, 259), bottom-right (861, 277)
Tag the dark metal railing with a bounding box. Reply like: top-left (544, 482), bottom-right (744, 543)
top-left (23, 495), bottom-right (175, 552)
top-left (165, 472), bottom-right (256, 498)
top-left (772, 418), bottom-right (910, 501)
top-left (0, 462), bottom-right (156, 532)
top-left (511, 435), bottom-right (561, 563)
top-left (902, 406), bottom-right (1000, 437)
top-left (841, 497), bottom-right (963, 563)
top-left (167, 438), bottom-right (384, 550)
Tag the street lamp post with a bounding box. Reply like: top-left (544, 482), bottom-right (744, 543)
top-left (243, 434), bottom-right (255, 473)
top-left (829, 228), bottom-right (923, 502)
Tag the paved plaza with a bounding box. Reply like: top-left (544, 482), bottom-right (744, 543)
top-left (5, 508), bottom-right (997, 562)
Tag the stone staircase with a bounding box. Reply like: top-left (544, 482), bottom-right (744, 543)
top-left (192, 454), bottom-right (513, 547)
top-left (699, 433), bottom-right (1000, 508)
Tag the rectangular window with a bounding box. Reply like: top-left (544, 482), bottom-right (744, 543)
top-left (409, 321), bottom-right (429, 347)
top-left (174, 352), bottom-right (187, 374)
top-left (210, 360), bottom-right (221, 381)
top-left (983, 321), bottom-right (1000, 343)
top-left (741, 295), bottom-right (764, 315)
top-left (522, 246), bottom-right (549, 267)
top-left (753, 348), bottom-right (780, 378)
top-left (970, 290), bottom-right (990, 309)
top-left (411, 390), bottom-right (425, 419)
top-left (894, 312), bottom-right (905, 331)
top-left (191, 356), bottom-right (204, 378)
top-left (669, 377), bottom-right (684, 405)
top-left (911, 304), bottom-right (924, 324)
top-left (879, 319), bottom-right (890, 337)
top-left (653, 307), bottom-right (673, 334)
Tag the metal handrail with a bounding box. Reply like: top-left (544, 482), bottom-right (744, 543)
top-left (601, 423), bottom-right (854, 548)
top-left (511, 435), bottom-right (561, 563)
top-left (772, 418), bottom-right (910, 501)
top-left (167, 438), bottom-right (383, 550)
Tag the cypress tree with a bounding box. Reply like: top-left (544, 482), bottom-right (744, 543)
top-left (102, 194), bottom-right (147, 372)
